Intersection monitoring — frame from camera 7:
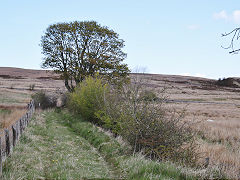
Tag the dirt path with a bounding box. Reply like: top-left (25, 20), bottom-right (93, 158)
top-left (2, 110), bottom-right (117, 179)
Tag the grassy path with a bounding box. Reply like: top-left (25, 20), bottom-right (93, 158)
top-left (2, 110), bottom-right (117, 179)
top-left (2, 109), bottom-right (202, 180)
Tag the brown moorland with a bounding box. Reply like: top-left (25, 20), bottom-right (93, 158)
top-left (1, 67), bottom-right (240, 178)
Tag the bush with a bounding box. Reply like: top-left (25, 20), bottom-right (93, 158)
top-left (68, 75), bottom-right (109, 124)
top-left (29, 84), bottom-right (35, 91)
top-left (31, 91), bottom-right (57, 109)
top-left (139, 90), bottom-right (158, 101)
top-left (68, 75), bottom-right (199, 166)
top-left (101, 80), bottom-right (198, 166)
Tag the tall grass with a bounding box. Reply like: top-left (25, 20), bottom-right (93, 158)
top-left (54, 110), bottom-right (199, 179)
top-left (0, 108), bottom-right (26, 128)
top-left (196, 119), bottom-right (240, 179)
top-left (55, 110), bottom-right (226, 179)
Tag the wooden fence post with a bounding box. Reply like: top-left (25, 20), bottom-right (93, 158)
top-left (16, 119), bottom-right (20, 140)
top-left (0, 137), bottom-right (2, 176)
top-left (20, 118), bottom-right (23, 136)
top-left (26, 113), bottom-right (28, 126)
top-left (12, 125), bottom-right (17, 147)
top-left (22, 116), bottom-right (25, 130)
top-left (4, 129), bottom-right (10, 156)
top-left (0, 99), bottom-right (35, 175)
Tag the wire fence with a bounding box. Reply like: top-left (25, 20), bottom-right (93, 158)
top-left (0, 100), bottom-right (35, 176)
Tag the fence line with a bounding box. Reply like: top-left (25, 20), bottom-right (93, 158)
top-left (0, 100), bottom-right (35, 176)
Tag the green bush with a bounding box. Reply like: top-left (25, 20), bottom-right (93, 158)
top-left (68, 75), bottom-right (199, 166)
top-left (31, 91), bottom-right (57, 109)
top-left (68, 75), bottom-right (109, 124)
top-left (139, 90), bottom-right (158, 101)
top-left (102, 82), bottom-right (198, 166)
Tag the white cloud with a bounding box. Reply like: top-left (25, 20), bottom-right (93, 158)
top-left (233, 10), bottom-right (240, 24)
top-left (187, 24), bottom-right (200, 30)
top-left (213, 10), bottom-right (240, 24)
top-left (213, 10), bottom-right (228, 20)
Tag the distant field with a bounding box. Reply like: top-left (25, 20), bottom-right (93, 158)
top-left (0, 67), bottom-right (65, 128)
top-left (133, 73), bottom-right (240, 178)
top-left (1, 67), bottom-right (240, 178)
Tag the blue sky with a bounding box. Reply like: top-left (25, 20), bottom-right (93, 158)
top-left (0, 0), bottom-right (240, 79)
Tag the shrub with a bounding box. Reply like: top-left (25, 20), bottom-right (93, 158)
top-left (68, 75), bottom-right (109, 124)
top-left (31, 91), bottom-right (57, 109)
top-left (98, 77), bottom-right (199, 166)
top-left (29, 84), bottom-right (35, 91)
top-left (68, 74), bottom-right (199, 166)
top-left (139, 90), bottom-right (158, 101)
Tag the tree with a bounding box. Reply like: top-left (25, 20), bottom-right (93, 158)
top-left (222, 27), bottom-right (240, 54)
top-left (41, 21), bottom-right (129, 92)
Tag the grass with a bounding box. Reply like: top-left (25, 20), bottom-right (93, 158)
top-left (212, 98), bottom-right (227, 101)
top-left (0, 96), bottom-right (20, 104)
top-left (178, 98), bottom-right (206, 102)
top-left (0, 109), bottom-right (11, 115)
top-left (0, 90), bottom-right (30, 105)
top-left (56, 110), bottom-right (226, 180)
top-left (0, 109), bottom-right (26, 128)
top-left (195, 119), bottom-right (240, 178)
top-left (2, 109), bottom-right (209, 179)
top-left (2, 110), bottom-right (115, 179)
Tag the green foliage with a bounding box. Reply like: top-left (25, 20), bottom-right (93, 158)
top-left (103, 83), bottom-right (198, 166)
top-left (54, 110), bottom-right (197, 180)
top-left (2, 110), bottom-right (115, 179)
top-left (41, 21), bottom-right (130, 92)
top-left (31, 91), bottom-right (57, 109)
top-left (139, 90), bottom-right (158, 101)
top-left (68, 76), bottom-right (199, 166)
top-left (68, 75), bottom-right (109, 124)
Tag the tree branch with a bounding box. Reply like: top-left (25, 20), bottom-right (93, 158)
top-left (222, 27), bottom-right (240, 54)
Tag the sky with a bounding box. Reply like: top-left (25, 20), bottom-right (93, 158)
top-left (0, 0), bottom-right (240, 79)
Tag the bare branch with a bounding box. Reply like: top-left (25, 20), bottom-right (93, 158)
top-left (229, 48), bottom-right (240, 54)
top-left (222, 27), bottom-right (240, 54)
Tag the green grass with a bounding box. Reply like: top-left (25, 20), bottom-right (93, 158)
top-left (0, 109), bottom-right (11, 115)
top-left (0, 96), bottom-right (20, 104)
top-left (212, 98), bottom-right (227, 101)
top-left (50, 110), bottom-right (197, 180)
top-left (2, 109), bottom-right (225, 179)
top-left (2, 110), bottom-right (115, 179)
top-left (0, 91), bottom-right (30, 104)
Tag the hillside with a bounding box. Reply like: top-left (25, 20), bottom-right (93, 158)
top-left (2, 110), bottom-right (199, 179)
top-left (0, 67), bottom-right (58, 79)
top-left (1, 67), bottom-right (240, 178)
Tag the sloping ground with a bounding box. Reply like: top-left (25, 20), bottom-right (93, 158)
top-left (0, 67), bottom-right (58, 79)
top-left (0, 68), bottom-right (65, 102)
top-left (1, 110), bottom-right (207, 180)
top-left (2, 110), bottom-right (116, 179)
top-left (1, 67), bottom-right (239, 178)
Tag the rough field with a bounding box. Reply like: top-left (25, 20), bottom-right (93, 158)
top-left (0, 67), bottom-right (64, 129)
top-left (132, 73), bottom-right (240, 178)
top-left (1, 67), bottom-right (240, 178)
top-left (3, 110), bottom-right (200, 179)
top-left (2, 110), bottom-right (116, 179)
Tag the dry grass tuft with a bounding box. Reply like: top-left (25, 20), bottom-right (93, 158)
top-left (197, 139), bottom-right (240, 178)
top-left (0, 108), bottom-right (26, 128)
